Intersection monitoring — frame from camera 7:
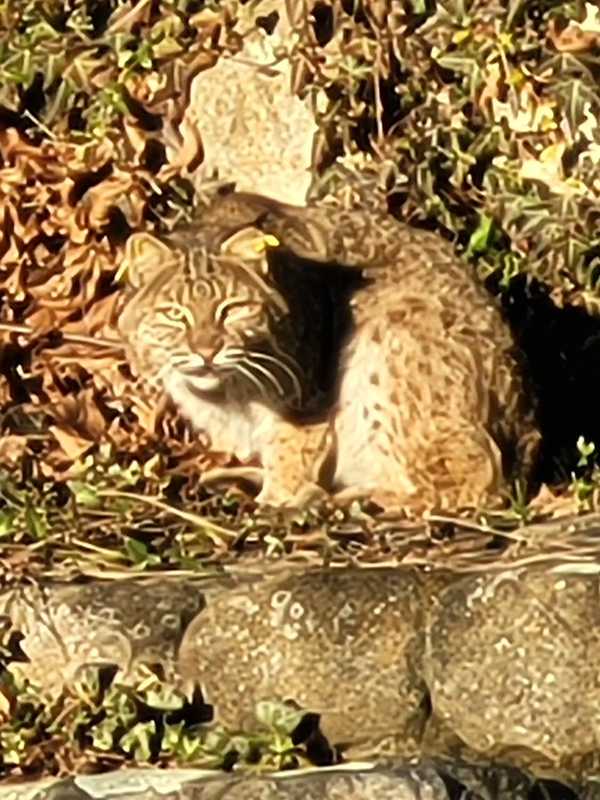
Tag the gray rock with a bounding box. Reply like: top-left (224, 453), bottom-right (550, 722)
top-left (0, 763), bottom-right (528, 800)
top-left (177, 568), bottom-right (428, 761)
top-left (0, 579), bottom-right (207, 692)
top-left (425, 568), bottom-right (600, 779)
top-left (4, 565), bottom-right (600, 785)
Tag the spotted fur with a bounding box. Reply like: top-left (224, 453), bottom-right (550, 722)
top-left (119, 193), bottom-right (540, 512)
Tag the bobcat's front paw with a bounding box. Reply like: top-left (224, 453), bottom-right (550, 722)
top-left (200, 466), bottom-right (264, 492)
top-left (256, 480), bottom-right (329, 510)
top-left (333, 485), bottom-right (420, 516)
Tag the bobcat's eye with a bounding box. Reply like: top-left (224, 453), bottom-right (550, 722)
top-left (158, 305), bottom-right (194, 327)
top-left (215, 299), bottom-right (262, 327)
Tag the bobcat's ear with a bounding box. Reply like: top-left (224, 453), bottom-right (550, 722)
top-left (118, 232), bottom-right (174, 288)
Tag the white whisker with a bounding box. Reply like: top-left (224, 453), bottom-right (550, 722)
top-left (239, 356), bottom-right (286, 398)
top-left (157, 361), bottom-right (173, 381)
top-left (245, 349), bottom-right (303, 402)
top-left (232, 362), bottom-right (269, 399)
top-left (171, 353), bottom-right (207, 371)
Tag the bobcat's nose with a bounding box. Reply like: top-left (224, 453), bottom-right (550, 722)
top-left (184, 328), bottom-right (225, 366)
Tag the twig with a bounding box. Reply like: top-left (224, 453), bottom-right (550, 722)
top-left (106, 0), bottom-right (152, 34)
top-left (425, 513), bottom-right (527, 542)
top-left (98, 490), bottom-right (238, 543)
top-left (0, 322), bottom-right (123, 350)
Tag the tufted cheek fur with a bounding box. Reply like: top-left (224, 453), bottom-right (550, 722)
top-left (120, 312), bottom-right (185, 385)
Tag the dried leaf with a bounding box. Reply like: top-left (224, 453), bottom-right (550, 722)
top-left (49, 425), bottom-right (94, 462)
top-left (0, 435), bottom-right (29, 467)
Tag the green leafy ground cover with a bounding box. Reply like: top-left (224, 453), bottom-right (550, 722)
top-left (0, 659), bottom-right (318, 777)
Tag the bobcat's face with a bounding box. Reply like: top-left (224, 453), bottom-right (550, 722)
top-left (118, 226), bottom-right (303, 407)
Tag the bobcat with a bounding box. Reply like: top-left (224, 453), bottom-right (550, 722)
top-left (118, 191), bottom-right (540, 513)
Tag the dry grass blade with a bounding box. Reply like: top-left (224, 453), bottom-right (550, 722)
top-left (425, 513), bottom-right (528, 542)
top-left (98, 490), bottom-right (238, 545)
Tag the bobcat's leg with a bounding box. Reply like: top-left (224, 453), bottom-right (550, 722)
top-left (369, 423), bottom-right (504, 514)
top-left (200, 465), bottom-right (264, 491)
top-left (255, 419), bottom-right (334, 508)
top-left (422, 423), bottom-right (505, 510)
top-left (335, 421), bottom-right (504, 515)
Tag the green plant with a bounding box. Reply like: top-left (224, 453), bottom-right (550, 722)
top-left (0, 660), bottom-right (315, 777)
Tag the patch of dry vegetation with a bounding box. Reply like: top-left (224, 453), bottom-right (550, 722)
top-left (1, 1), bottom-right (600, 577)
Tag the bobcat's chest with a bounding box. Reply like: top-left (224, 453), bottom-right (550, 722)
top-left (162, 370), bottom-right (277, 461)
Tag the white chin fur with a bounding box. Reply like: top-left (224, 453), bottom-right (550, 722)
top-left (160, 368), bottom-right (274, 461)
top-left (185, 373), bottom-right (222, 392)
